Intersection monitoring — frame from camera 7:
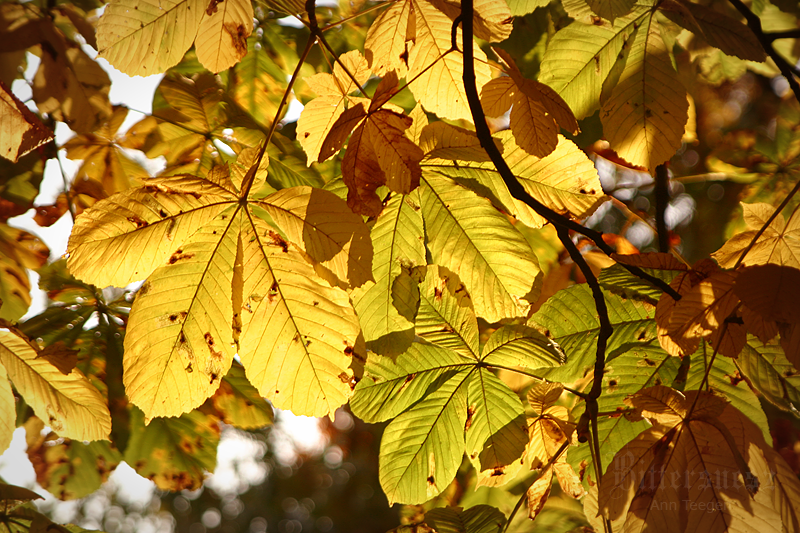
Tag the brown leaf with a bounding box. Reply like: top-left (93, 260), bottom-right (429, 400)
top-left (36, 342), bottom-right (79, 375)
top-left (0, 80), bottom-right (53, 162)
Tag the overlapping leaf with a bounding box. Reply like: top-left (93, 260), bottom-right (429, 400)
top-left (67, 152), bottom-right (371, 420)
top-left (0, 80), bottom-right (53, 163)
top-left (351, 266), bottom-right (562, 504)
top-left (423, 129), bottom-right (606, 229)
top-left (481, 49), bottom-right (578, 158)
top-left (96, 0), bottom-right (252, 76)
top-left (0, 327), bottom-right (111, 442)
top-left (351, 192), bottom-right (426, 357)
top-left (600, 15), bottom-right (688, 170)
top-left (713, 202), bottom-right (800, 269)
top-left (599, 386), bottom-right (800, 532)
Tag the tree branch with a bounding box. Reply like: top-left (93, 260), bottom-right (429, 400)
top-left (728, 0), bottom-right (800, 103)
top-left (454, 14), bottom-right (680, 301)
top-left (654, 163), bottom-right (670, 253)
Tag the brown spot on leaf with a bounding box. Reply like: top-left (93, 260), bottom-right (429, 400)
top-left (465, 404), bottom-right (476, 431)
top-left (434, 287), bottom-right (443, 300)
top-left (337, 372), bottom-right (350, 383)
top-left (427, 476), bottom-right (435, 485)
top-left (186, 363), bottom-right (193, 373)
top-left (267, 230), bottom-right (289, 252)
top-left (127, 215), bottom-right (148, 228)
top-left (205, 0), bottom-right (223, 16)
top-left (491, 467), bottom-right (505, 477)
top-left (169, 249), bottom-right (194, 264)
top-left (727, 371), bottom-right (744, 386)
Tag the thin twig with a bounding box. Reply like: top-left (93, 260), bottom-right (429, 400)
top-left (728, 0), bottom-right (800, 103)
top-left (732, 177), bottom-right (800, 269)
top-left (765, 28), bottom-right (800, 42)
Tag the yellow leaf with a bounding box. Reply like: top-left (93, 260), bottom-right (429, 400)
top-left (96, 0), bottom-right (205, 76)
top-left (0, 363), bottom-right (13, 455)
top-left (0, 225), bottom-right (49, 321)
top-left (419, 121), bottom-right (493, 161)
top-left (123, 208), bottom-right (239, 419)
top-left (254, 186), bottom-right (374, 288)
top-left (713, 202), bottom-right (800, 269)
top-left (408, 0), bottom-right (492, 122)
top-left (527, 466), bottom-right (553, 519)
top-left (67, 175), bottom-right (237, 288)
top-left (364, 0), bottom-right (412, 77)
top-left (600, 17), bottom-right (688, 171)
top-left (0, 80), bottom-right (53, 162)
top-left (429, 0), bottom-right (513, 43)
top-left (238, 216), bottom-right (360, 418)
top-left (194, 0), bottom-right (253, 73)
top-left (0, 329), bottom-right (111, 442)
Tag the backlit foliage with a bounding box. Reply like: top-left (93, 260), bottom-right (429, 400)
top-left (1, 0), bottom-right (800, 531)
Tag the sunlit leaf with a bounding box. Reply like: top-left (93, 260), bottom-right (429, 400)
top-left (0, 225), bottom-right (48, 321)
top-left (424, 505), bottom-right (506, 533)
top-left (351, 192), bottom-right (426, 357)
top-left (194, 0), bottom-right (253, 73)
top-left (600, 16), bottom-right (688, 170)
top-left (0, 80), bottom-right (53, 163)
top-left (209, 363), bottom-right (274, 429)
top-left (0, 328), bottom-right (111, 442)
top-left (421, 173), bottom-right (541, 322)
top-left (713, 202), bottom-right (800, 269)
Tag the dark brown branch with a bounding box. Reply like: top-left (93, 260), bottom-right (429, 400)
top-left (765, 28), bottom-right (800, 42)
top-left (454, 13), bottom-right (680, 301)
top-left (461, 0), bottom-right (612, 513)
top-left (654, 163), bottom-right (670, 253)
top-left (728, 0), bottom-right (800, 103)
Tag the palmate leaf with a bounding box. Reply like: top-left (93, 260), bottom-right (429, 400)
top-left (351, 266), bottom-right (562, 504)
top-left (67, 155), bottom-right (372, 420)
top-left (599, 386), bottom-right (799, 533)
top-left (713, 202), bottom-right (800, 269)
top-left (0, 328), bottom-right (111, 442)
top-left (209, 363), bottom-right (274, 429)
top-left (364, 0), bottom-right (412, 77)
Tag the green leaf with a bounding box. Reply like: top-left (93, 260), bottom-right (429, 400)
top-left (351, 192), bottom-right (426, 357)
top-left (378, 371), bottom-right (469, 505)
top-left (686, 340), bottom-right (772, 444)
top-left (531, 284), bottom-right (659, 382)
top-left (124, 406), bottom-right (219, 491)
top-left (481, 324), bottom-right (565, 370)
top-left (735, 336), bottom-right (800, 415)
top-left (421, 173), bottom-right (541, 322)
top-left (465, 369), bottom-right (527, 480)
top-left (582, 0), bottom-right (636, 22)
top-left (350, 340), bottom-right (473, 424)
top-left (415, 265), bottom-right (480, 357)
top-left (539, 7), bottom-right (650, 120)
top-left (424, 505), bottom-right (506, 533)
top-left (210, 363), bottom-right (274, 429)
top-left (27, 437), bottom-right (121, 500)
top-left (229, 36), bottom-right (289, 127)
top-left (568, 344), bottom-right (680, 483)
